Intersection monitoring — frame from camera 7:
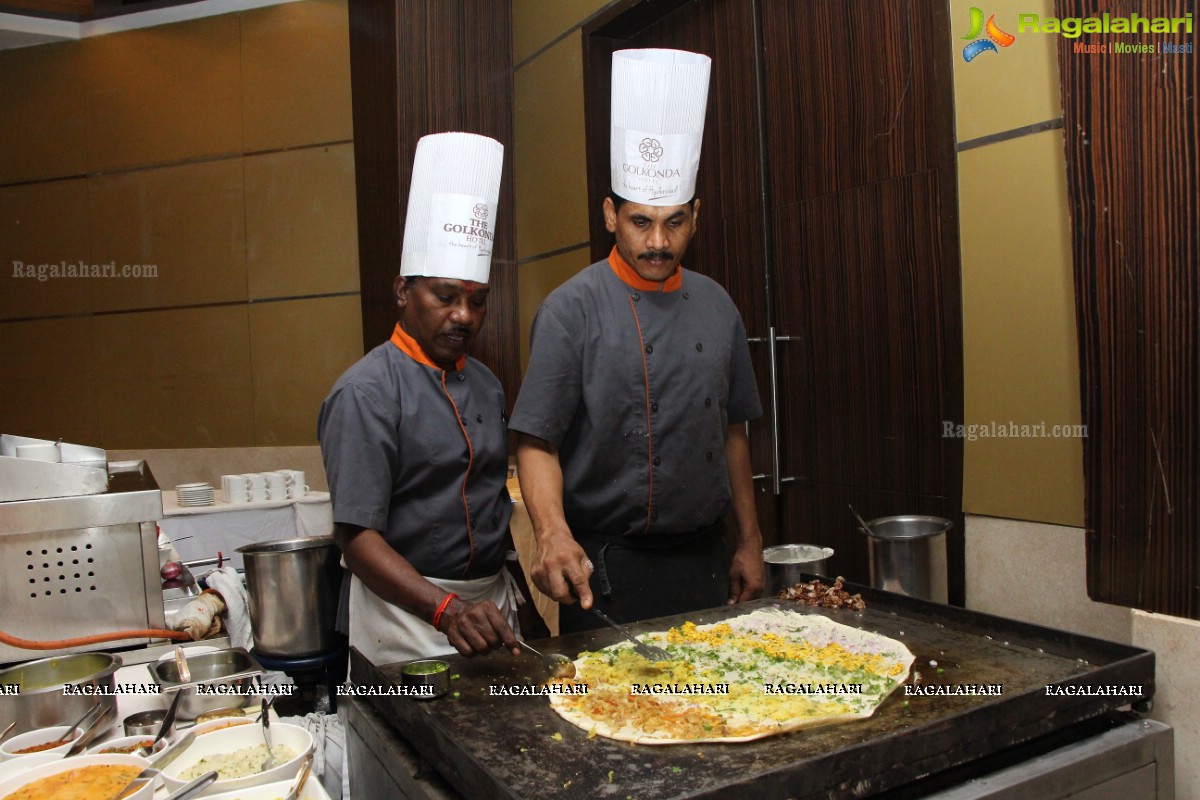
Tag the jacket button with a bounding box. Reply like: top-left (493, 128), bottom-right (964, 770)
top-left (650, 402), bottom-right (658, 413)
top-left (632, 292), bottom-right (641, 302)
top-left (457, 373), bottom-right (466, 382)
top-left (695, 342), bottom-right (703, 352)
top-left (652, 456), bottom-right (661, 466)
top-left (706, 451), bottom-right (714, 462)
top-left (704, 397), bottom-right (712, 407)
top-left (645, 344), bottom-right (653, 354)
top-left (476, 414), bottom-right (483, 423)
top-left (683, 291), bottom-right (690, 300)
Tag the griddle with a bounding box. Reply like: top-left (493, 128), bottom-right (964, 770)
top-left (351, 585), bottom-right (1154, 799)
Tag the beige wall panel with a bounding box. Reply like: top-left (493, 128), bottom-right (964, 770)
top-left (513, 0), bottom-right (612, 65)
top-left (83, 14), bottom-right (243, 173)
top-left (248, 295), bottom-right (363, 445)
top-left (514, 33), bottom-right (591, 261)
top-left (950, 0), bottom-right (1062, 143)
top-left (0, 42), bottom-right (89, 185)
top-left (966, 516), bottom-right (1131, 642)
top-left (0, 317), bottom-right (99, 445)
top-left (0, 179), bottom-right (92, 320)
top-left (93, 306), bottom-right (254, 448)
top-left (244, 144), bottom-right (359, 300)
top-left (89, 159), bottom-right (248, 312)
top-left (241, 0), bottom-right (354, 151)
top-left (516, 246), bottom-right (591, 369)
top-left (958, 131), bottom-right (1083, 526)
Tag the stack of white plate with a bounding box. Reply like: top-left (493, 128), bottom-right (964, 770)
top-left (176, 482), bottom-right (215, 507)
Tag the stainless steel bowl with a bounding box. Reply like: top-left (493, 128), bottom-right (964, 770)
top-left (148, 648), bottom-right (263, 720)
top-left (762, 544), bottom-right (835, 593)
top-left (0, 653), bottom-right (121, 736)
top-left (123, 709), bottom-right (174, 738)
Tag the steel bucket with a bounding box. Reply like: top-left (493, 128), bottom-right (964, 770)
top-left (762, 544), bottom-right (835, 593)
top-left (237, 535), bottom-right (339, 657)
top-left (862, 515), bottom-right (951, 603)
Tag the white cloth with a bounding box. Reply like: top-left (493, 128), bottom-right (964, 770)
top-left (205, 566), bottom-right (254, 651)
top-left (400, 132), bottom-right (504, 283)
top-left (161, 491), bottom-right (333, 571)
top-left (282, 712), bottom-right (344, 800)
top-left (349, 570), bottom-right (520, 665)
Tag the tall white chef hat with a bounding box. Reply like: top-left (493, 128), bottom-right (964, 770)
top-left (610, 48), bottom-right (711, 206)
top-left (400, 132), bottom-right (503, 283)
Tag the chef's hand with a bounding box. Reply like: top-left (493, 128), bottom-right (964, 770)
top-left (728, 542), bottom-right (766, 604)
top-left (532, 531), bottom-right (594, 608)
top-left (440, 599), bottom-right (522, 657)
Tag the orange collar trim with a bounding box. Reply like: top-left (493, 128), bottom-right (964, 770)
top-left (390, 323), bottom-right (465, 372)
top-left (607, 246), bottom-right (683, 293)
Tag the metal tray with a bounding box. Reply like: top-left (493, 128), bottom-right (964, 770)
top-left (149, 647), bottom-right (264, 692)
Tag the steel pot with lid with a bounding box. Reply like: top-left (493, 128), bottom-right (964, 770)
top-left (0, 652), bottom-right (121, 736)
top-left (237, 536), bottom-right (340, 657)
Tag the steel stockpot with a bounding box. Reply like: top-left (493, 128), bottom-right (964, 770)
top-left (237, 536), bottom-right (340, 657)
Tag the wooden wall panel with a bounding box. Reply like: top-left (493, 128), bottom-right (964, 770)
top-left (1056, 0), bottom-right (1199, 617)
top-left (348, 0), bottom-right (520, 404)
top-left (761, 0), bottom-right (944, 205)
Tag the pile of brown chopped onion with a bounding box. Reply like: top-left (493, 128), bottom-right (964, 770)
top-left (776, 576), bottom-right (866, 610)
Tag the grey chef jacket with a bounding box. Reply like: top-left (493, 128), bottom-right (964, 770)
top-left (318, 324), bottom-right (513, 580)
top-left (509, 248), bottom-right (761, 540)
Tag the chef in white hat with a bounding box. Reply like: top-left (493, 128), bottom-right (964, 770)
top-left (319, 132), bottom-right (544, 664)
top-left (510, 50), bottom-right (765, 634)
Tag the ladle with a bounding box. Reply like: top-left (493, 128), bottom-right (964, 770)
top-left (848, 504), bottom-right (875, 536)
top-left (516, 640), bottom-right (576, 679)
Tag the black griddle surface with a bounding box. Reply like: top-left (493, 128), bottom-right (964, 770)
top-left (352, 587), bottom-right (1154, 800)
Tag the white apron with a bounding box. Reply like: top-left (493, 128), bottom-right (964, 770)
top-left (348, 570), bottom-right (522, 666)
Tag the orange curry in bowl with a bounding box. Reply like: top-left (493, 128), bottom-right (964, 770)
top-left (1, 765), bottom-right (142, 800)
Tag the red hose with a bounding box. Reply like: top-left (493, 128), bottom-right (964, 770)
top-left (0, 627), bottom-right (191, 651)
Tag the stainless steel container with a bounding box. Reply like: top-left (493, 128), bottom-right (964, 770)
top-left (0, 458), bottom-right (165, 663)
top-left (863, 515), bottom-right (951, 603)
top-left (0, 652), bottom-right (121, 735)
top-left (237, 536), bottom-right (339, 657)
top-left (148, 648), bottom-right (263, 720)
top-left (762, 544), bottom-right (835, 593)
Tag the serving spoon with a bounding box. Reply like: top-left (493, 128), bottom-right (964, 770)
top-left (0, 721), bottom-right (15, 743)
top-left (135, 688), bottom-right (183, 757)
top-left (260, 697), bottom-right (278, 771)
top-left (516, 640), bottom-right (575, 679)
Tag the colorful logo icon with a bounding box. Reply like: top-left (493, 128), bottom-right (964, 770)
top-left (961, 7), bottom-right (1016, 62)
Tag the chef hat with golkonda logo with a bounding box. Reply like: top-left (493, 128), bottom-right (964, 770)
top-left (401, 132), bottom-right (503, 283)
top-left (610, 49), bottom-right (711, 206)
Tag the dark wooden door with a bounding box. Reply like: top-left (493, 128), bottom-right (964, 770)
top-left (584, 0), bottom-right (964, 602)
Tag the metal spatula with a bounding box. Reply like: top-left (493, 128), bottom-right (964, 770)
top-left (589, 607), bottom-right (671, 662)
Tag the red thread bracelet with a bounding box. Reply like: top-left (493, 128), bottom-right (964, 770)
top-left (432, 592), bottom-right (458, 632)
